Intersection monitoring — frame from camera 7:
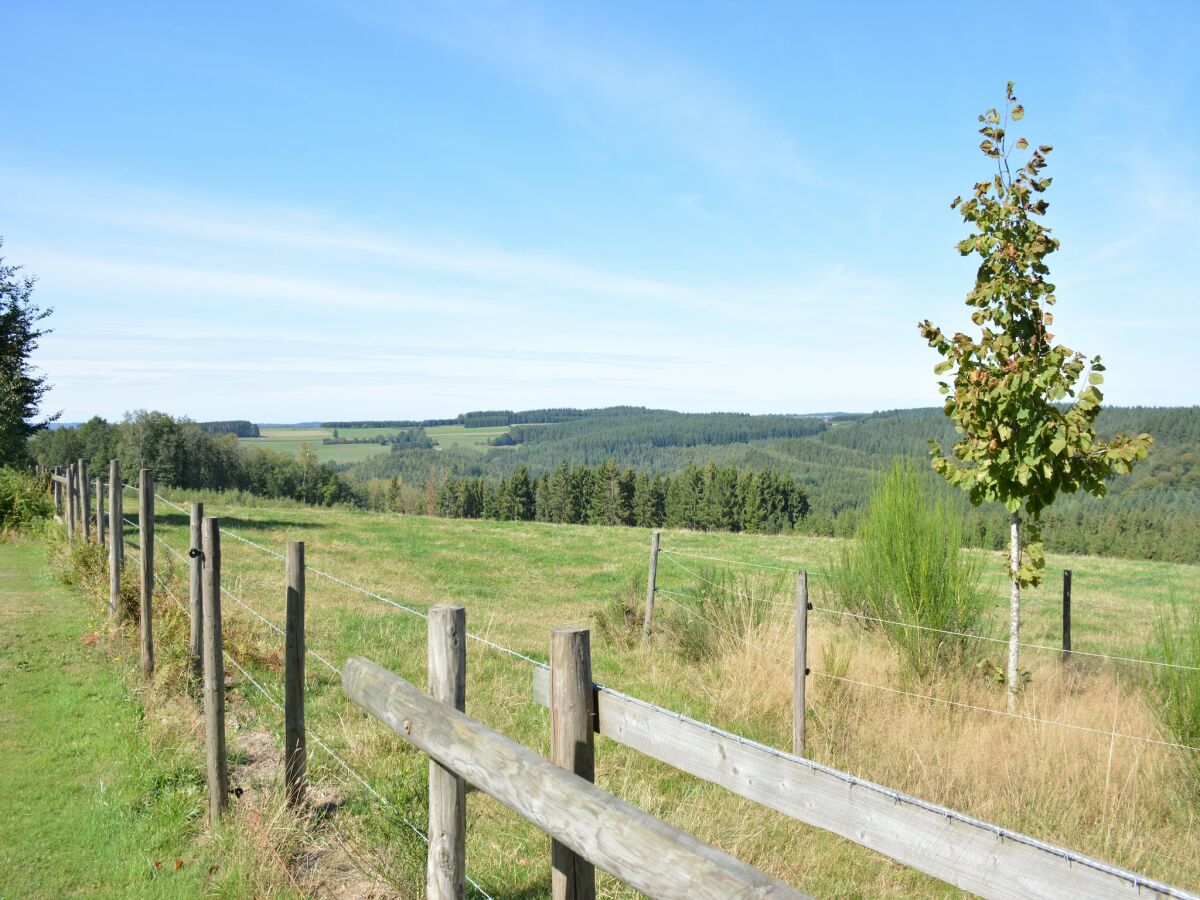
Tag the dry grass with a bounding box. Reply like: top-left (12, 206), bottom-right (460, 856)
top-left (95, 493), bottom-right (1200, 896)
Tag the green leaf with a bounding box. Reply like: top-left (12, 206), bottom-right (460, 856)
top-left (1088, 371), bottom-right (1103, 385)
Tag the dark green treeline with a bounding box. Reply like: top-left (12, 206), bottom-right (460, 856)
top-left (436, 460), bottom-right (809, 532)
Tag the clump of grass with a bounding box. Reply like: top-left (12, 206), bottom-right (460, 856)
top-left (0, 466), bottom-right (53, 534)
top-left (828, 460), bottom-right (986, 679)
top-left (662, 567), bottom-right (782, 662)
top-left (1150, 597), bottom-right (1200, 790)
top-left (593, 570), bottom-right (646, 649)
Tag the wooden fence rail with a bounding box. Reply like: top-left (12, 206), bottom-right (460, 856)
top-left (530, 668), bottom-right (1192, 900)
top-left (344, 655), bottom-right (808, 900)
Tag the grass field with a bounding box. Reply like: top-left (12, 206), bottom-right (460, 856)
top-left (238, 424), bottom-right (513, 463)
top-left (102, 487), bottom-right (1200, 897)
top-left (0, 540), bottom-right (276, 897)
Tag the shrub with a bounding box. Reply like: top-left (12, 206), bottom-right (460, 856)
top-left (661, 567), bottom-right (782, 662)
top-left (828, 459), bottom-right (986, 679)
top-left (593, 571), bottom-right (646, 649)
top-left (0, 466), bottom-right (53, 533)
top-left (1151, 598), bottom-right (1200, 791)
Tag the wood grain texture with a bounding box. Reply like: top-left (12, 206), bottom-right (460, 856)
top-left (189, 503), bottom-right (204, 677)
top-left (94, 477), bottom-right (104, 546)
top-left (79, 460), bottom-right (90, 543)
top-left (345, 657), bottom-right (807, 900)
top-left (201, 517), bottom-right (229, 824)
top-left (531, 669), bottom-right (1192, 900)
top-left (107, 462), bottom-right (120, 620)
top-left (792, 570), bottom-right (808, 756)
top-left (551, 627), bottom-right (595, 900)
top-left (427, 606), bottom-right (466, 900)
top-left (643, 530), bottom-right (660, 635)
top-left (138, 469), bottom-right (154, 676)
top-left (284, 541), bottom-right (306, 808)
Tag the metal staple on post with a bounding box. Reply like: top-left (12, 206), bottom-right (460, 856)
top-left (189, 503), bottom-right (204, 677)
top-left (201, 516), bottom-right (229, 824)
top-left (550, 626), bottom-right (596, 900)
top-left (643, 530), bottom-right (661, 635)
top-left (427, 605), bottom-right (467, 900)
top-left (793, 570), bottom-right (810, 756)
top-left (284, 541), bottom-right (307, 809)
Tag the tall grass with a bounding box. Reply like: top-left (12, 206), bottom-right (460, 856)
top-left (828, 460), bottom-right (986, 679)
top-left (661, 567), bottom-right (783, 661)
top-left (1151, 598), bottom-right (1200, 790)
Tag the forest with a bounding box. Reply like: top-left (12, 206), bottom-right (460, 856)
top-left (27, 404), bottom-right (1200, 563)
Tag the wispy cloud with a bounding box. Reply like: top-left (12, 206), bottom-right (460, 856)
top-left (342, 1), bottom-right (814, 187)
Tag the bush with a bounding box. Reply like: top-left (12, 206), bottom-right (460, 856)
top-left (593, 571), bottom-right (646, 649)
top-left (828, 460), bottom-right (986, 679)
top-left (661, 567), bottom-right (782, 662)
top-left (0, 467), bottom-right (53, 533)
top-left (1151, 599), bottom-right (1200, 790)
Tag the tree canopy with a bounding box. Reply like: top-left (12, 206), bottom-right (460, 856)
top-left (0, 239), bottom-right (56, 465)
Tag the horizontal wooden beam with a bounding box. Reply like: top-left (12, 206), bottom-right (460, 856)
top-left (532, 668), bottom-right (1192, 900)
top-left (344, 657), bottom-right (808, 900)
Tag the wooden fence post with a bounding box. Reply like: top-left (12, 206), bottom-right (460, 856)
top-left (551, 626), bottom-right (596, 900)
top-left (189, 503), bottom-right (204, 678)
top-left (428, 605), bottom-right (466, 900)
top-left (52, 468), bottom-right (62, 521)
top-left (201, 516), bottom-right (229, 824)
top-left (95, 477), bottom-right (105, 546)
top-left (138, 468), bottom-right (155, 676)
top-left (793, 571), bottom-right (810, 756)
top-left (66, 464), bottom-right (76, 541)
top-left (643, 530), bottom-right (660, 636)
top-left (79, 459), bottom-right (90, 543)
top-left (1062, 569), bottom-right (1072, 663)
top-left (285, 541), bottom-right (307, 809)
top-left (108, 462), bottom-right (121, 620)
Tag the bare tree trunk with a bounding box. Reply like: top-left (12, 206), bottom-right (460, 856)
top-left (1007, 510), bottom-right (1021, 713)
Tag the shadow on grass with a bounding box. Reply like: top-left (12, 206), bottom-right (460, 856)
top-left (123, 512), bottom-right (325, 533)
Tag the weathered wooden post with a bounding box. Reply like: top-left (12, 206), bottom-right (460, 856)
top-left (1062, 569), bottom-right (1072, 663)
top-left (138, 468), bottom-right (155, 676)
top-left (189, 502), bottom-right (204, 677)
top-left (643, 530), bottom-right (661, 636)
top-left (108, 462), bottom-right (121, 620)
top-left (284, 541), bottom-right (307, 809)
top-left (793, 571), bottom-right (810, 756)
top-left (551, 626), bottom-right (596, 900)
top-left (52, 468), bottom-right (62, 521)
top-left (65, 464), bottom-right (76, 541)
top-left (201, 516), bottom-right (229, 824)
top-left (78, 459), bottom-right (90, 543)
top-left (95, 477), bottom-right (105, 546)
top-left (427, 605), bottom-right (466, 899)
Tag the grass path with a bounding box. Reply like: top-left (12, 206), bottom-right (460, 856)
top-left (0, 539), bottom-right (233, 898)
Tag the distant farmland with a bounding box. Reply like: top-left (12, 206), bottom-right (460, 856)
top-left (238, 423), bottom-right (512, 463)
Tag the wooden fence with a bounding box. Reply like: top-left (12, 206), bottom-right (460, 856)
top-left (49, 470), bottom-right (1198, 899)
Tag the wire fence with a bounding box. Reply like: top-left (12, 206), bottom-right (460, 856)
top-left (128, 541), bottom-right (497, 900)
top-left (127, 485), bottom-right (1200, 759)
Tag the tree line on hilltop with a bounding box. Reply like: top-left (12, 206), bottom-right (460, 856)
top-left (431, 460), bottom-right (809, 532)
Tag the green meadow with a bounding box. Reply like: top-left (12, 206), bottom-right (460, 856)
top-left (96, 487), bottom-right (1200, 896)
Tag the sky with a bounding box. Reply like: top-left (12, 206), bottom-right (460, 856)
top-left (5, 0), bottom-right (1199, 423)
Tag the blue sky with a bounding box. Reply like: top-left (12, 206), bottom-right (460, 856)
top-left (6, 1), bottom-right (1198, 422)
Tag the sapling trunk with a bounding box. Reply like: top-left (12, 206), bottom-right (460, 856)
top-left (1008, 511), bottom-right (1021, 712)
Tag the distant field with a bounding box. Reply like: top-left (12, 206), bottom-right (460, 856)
top-left (425, 424), bottom-right (513, 451)
top-left (127, 491), bottom-right (1200, 896)
top-left (239, 424), bottom-right (513, 463)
